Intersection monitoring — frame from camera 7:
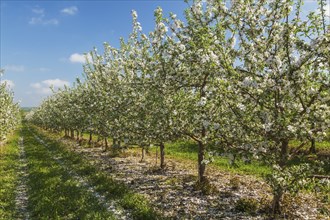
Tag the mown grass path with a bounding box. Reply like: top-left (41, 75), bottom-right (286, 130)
top-left (25, 124), bottom-right (160, 220)
top-left (15, 134), bottom-right (30, 219)
top-left (31, 133), bottom-right (131, 220)
top-left (22, 125), bottom-right (117, 219)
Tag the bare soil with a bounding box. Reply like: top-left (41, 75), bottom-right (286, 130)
top-left (61, 139), bottom-right (328, 220)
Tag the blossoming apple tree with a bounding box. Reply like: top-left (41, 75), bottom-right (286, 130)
top-left (0, 69), bottom-right (20, 142)
top-left (218, 0), bottom-right (330, 214)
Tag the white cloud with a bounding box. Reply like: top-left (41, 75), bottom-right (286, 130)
top-left (1, 79), bottom-right (15, 89)
top-left (4, 65), bottom-right (25, 72)
top-left (29, 7), bottom-right (59, 25)
top-left (29, 16), bottom-right (59, 25)
top-left (43, 79), bottom-right (69, 87)
top-left (69, 53), bottom-right (91, 63)
top-left (30, 82), bottom-right (42, 89)
top-left (30, 79), bottom-right (69, 95)
top-left (61, 6), bottom-right (78, 15)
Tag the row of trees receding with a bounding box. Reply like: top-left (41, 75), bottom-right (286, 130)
top-left (28, 0), bottom-right (330, 216)
top-left (0, 70), bottom-right (20, 142)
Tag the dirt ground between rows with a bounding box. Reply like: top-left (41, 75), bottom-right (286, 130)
top-left (60, 138), bottom-right (328, 219)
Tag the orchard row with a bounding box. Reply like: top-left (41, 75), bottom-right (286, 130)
top-left (0, 70), bottom-right (20, 142)
top-left (28, 0), bottom-right (330, 215)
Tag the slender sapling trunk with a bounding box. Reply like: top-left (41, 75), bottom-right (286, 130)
top-left (104, 138), bottom-right (108, 151)
top-left (89, 132), bottom-right (93, 145)
top-left (310, 138), bottom-right (316, 154)
top-left (160, 142), bottom-right (165, 169)
top-left (140, 147), bottom-right (145, 162)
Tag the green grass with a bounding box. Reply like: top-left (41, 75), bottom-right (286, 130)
top-left (150, 139), bottom-right (330, 177)
top-left (22, 126), bottom-right (116, 219)
top-left (57, 129), bottom-right (329, 177)
top-left (153, 141), bottom-right (272, 177)
top-left (289, 140), bottom-right (330, 174)
top-left (289, 140), bottom-right (330, 153)
top-left (33, 126), bottom-right (330, 216)
top-left (0, 129), bottom-right (21, 219)
top-left (30, 125), bottom-right (163, 220)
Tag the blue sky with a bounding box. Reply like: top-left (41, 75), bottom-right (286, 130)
top-left (0, 0), bottom-right (328, 107)
top-left (0, 0), bottom-right (187, 107)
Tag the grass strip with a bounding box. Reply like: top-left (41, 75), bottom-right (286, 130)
top-left (22, 125), bottom-right (115, 219)
top-left (152, 141), bottom-right (271, 177)
top-left (30, 125), bottom-right (163, 220)
top-left (0, 130), bottom-right (20, 219)
top-left (152, 140), bottom-right (329, 177)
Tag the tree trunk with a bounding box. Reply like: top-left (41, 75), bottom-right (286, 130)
top-left (76, 130), bottom-right (80, 140)
top-left (310, 138), bottom-right (316, 154)
top-left (70, 129), bottom-right (74, 139)
top-left (112, 138), bottom-right (116, 147)
top-left (198, 140), bottom-right (206, 183)
top-left (272, 139), bottom-right (289, 215)
top-left (140, 147), bottom-right (145, 162)
top-left (272, 190), bottom-right (283, 216)
top-left (310, 122), bottom-right (316, 154)
top-left (160, 142), bottom-right (165, 169)
top-left (89, 132), bottom-right (93, 145)
top-left (104, 138), bottom-right (108, 151)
